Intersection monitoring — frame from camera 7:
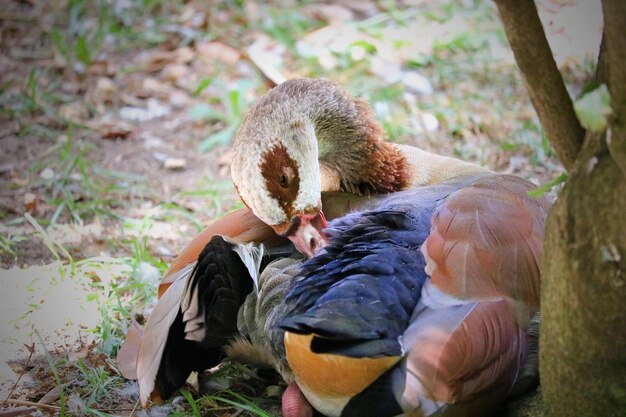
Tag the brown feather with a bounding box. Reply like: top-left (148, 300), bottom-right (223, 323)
top-left (397, 296), bottom-right (527, 414)
top-left (159, 193), bottom-right (380, 298)
top-left (158, 208), bottom-right (284, 298)
top-left (116, 318), bottom-right (144, 379)
top-left (423, 175), bottom-right (550, 313)
top-left (419, 302), bottom-right (525, 402)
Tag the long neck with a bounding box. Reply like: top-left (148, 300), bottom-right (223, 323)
top-left (396, 144), bottom-right (490, 187)
top-left (287, 80), bottom-right (411, 195)
top-left (265, 79), bottom-right (489, 195)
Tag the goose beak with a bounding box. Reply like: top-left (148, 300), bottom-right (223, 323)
top-left (277, 211), bottom-right (328, 258)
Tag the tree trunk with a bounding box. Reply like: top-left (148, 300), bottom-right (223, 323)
top-left (494, 0), bottom-right (626, 415)
top-left (540, 131), bottom-right (626, 417)
top-left (541, 1), bottom-right (626, 415)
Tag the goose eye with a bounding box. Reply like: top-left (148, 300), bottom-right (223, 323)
top-left (279, 173), bottom-right (289, 188)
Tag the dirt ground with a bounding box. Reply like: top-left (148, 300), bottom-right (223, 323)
top-left (0, 0), bottom-right (603, 415)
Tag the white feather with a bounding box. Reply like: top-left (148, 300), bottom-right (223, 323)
top-left (137, 262), bottom-right (196, 406)
top-left (229, 239), bottom-right (266, 293)
top-left (420, 280), bottom-right (474, 309)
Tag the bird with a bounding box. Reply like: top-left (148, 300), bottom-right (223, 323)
top-left (116, 207), bottom-right (284, 403)
top-left (278, 174), bottom-right (549, 417)
top-left (117, 78), bottom-right (548, 416)
top-left (117, 192), bottom-right (379, 406)
top-left (230, 78), bottom-right (486, 257)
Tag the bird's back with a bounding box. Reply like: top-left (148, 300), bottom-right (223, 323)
top-left (279, 172), bottom-right (545, 417)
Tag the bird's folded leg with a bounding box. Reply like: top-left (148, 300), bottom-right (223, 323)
top-left (282, 381), bottom-right (314, 417)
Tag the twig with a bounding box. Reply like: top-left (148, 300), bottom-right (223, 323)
top-left (231, 409), bottom-right (244, 417)
top-left (0, 406), bottom-right (36, 417)
top-left (128, 397), bottom-right (140, 417)
top-left (1, 344), bottom-right (35, 408)
top-left (87, 408), bottom-right (138, 412)
top-left (494, 0), bottom-right (585, 170)
top-left (3, 399), bottom-right (60, 412)
top-left (601, 0), bottom-right (626, 175)
top-left (2, 400), bottom-right (137, 414)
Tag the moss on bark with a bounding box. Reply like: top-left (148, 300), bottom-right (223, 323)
top-left (541, 133), bottom-right (626, 417)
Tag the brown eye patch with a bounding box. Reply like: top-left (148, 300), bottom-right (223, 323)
top-left (260, 143), bottom-right (300, 216)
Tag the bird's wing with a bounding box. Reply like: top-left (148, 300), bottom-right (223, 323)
top-left (137, 260), bottom-right (196, 405)
top-left (157, 207), bottom-right (282, 297)
top-left (382, 283), bottom-right (526, 416)
top-left (123, 194), bottom-right (374, 405)
top-left (422, 174), bottom-right (550, 323)
top-left (127, 207), bottom-right (281, 405)
top-left (279, 204), bottom-right (432, 416)
top-left (137, 236), bottom-right (266, 405)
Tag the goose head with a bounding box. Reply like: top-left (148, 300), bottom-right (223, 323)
top-left (231, 78), bottom-right (410, 257)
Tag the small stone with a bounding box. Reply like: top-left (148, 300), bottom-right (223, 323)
top-left (161, 63), bottom-right (189, 82)
top-left (23, 192), bottom-right (39, 212)
top-left (266, 385), bottom-right (283, 397)
top-left (40, 168), bottom-right (55, 180)
top-left (422, 113), bottom-right (439, 131)
top-left (401, 71), bottom-right (434, 96)
top-left (93, 77), bottom-right (117, 103)
top-left (164, 158), bottom-right (187, 170)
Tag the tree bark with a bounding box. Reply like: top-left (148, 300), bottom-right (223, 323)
top-left (495, 0), bottom-right (626, 415)
top-left (602, 0), bottom-right (626, 176)
top-left (494, 0), bottom-right (584, 170)
top-left (541, 131), bottom-right (626, 417)
top-left (540, 1), bottom-right (626, 416)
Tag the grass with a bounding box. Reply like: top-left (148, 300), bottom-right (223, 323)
top-left (35, 330), bottom-right (67, 416)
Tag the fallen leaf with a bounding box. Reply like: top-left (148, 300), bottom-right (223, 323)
top-left (247, 36), bottom-right (286, 86)
top-left (0, 406), bottom-right (36, 417)
top-left (301, 4), bottom-right (354, 23)
top-left (59, 101), bottom-right (89, 123)
top-left (161, 63), bottom-right (189, 82)
top-left (38, 385), bottom-right (61, 404)
top-left (168, 90), bottom-right (190, 108)
top-left (39, 168), bottom-right (54, 180)
top-left (140, 47), bottom-right (194, 72)
top-left (89, 77), bottom-right (117, 109)
top-left (91, 118), bottom-right (136, 140)
top-left (401, 71), bottom-right (434, 96)
top-left (23, 192), bottom-right (41, 214)
top-left (196, 41), bottom-right (241, 65)
top-left (119, 98), bottom-right (171, 122)
top-left (142, 77), bottom-right (172, 96)
top-left (88, 59), bottom-right (115, 77)
top-left (411, 112), bottom-right (439, 133)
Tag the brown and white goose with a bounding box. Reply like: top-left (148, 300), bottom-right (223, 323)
top-left (230, 78), bottom-right (486, 257)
